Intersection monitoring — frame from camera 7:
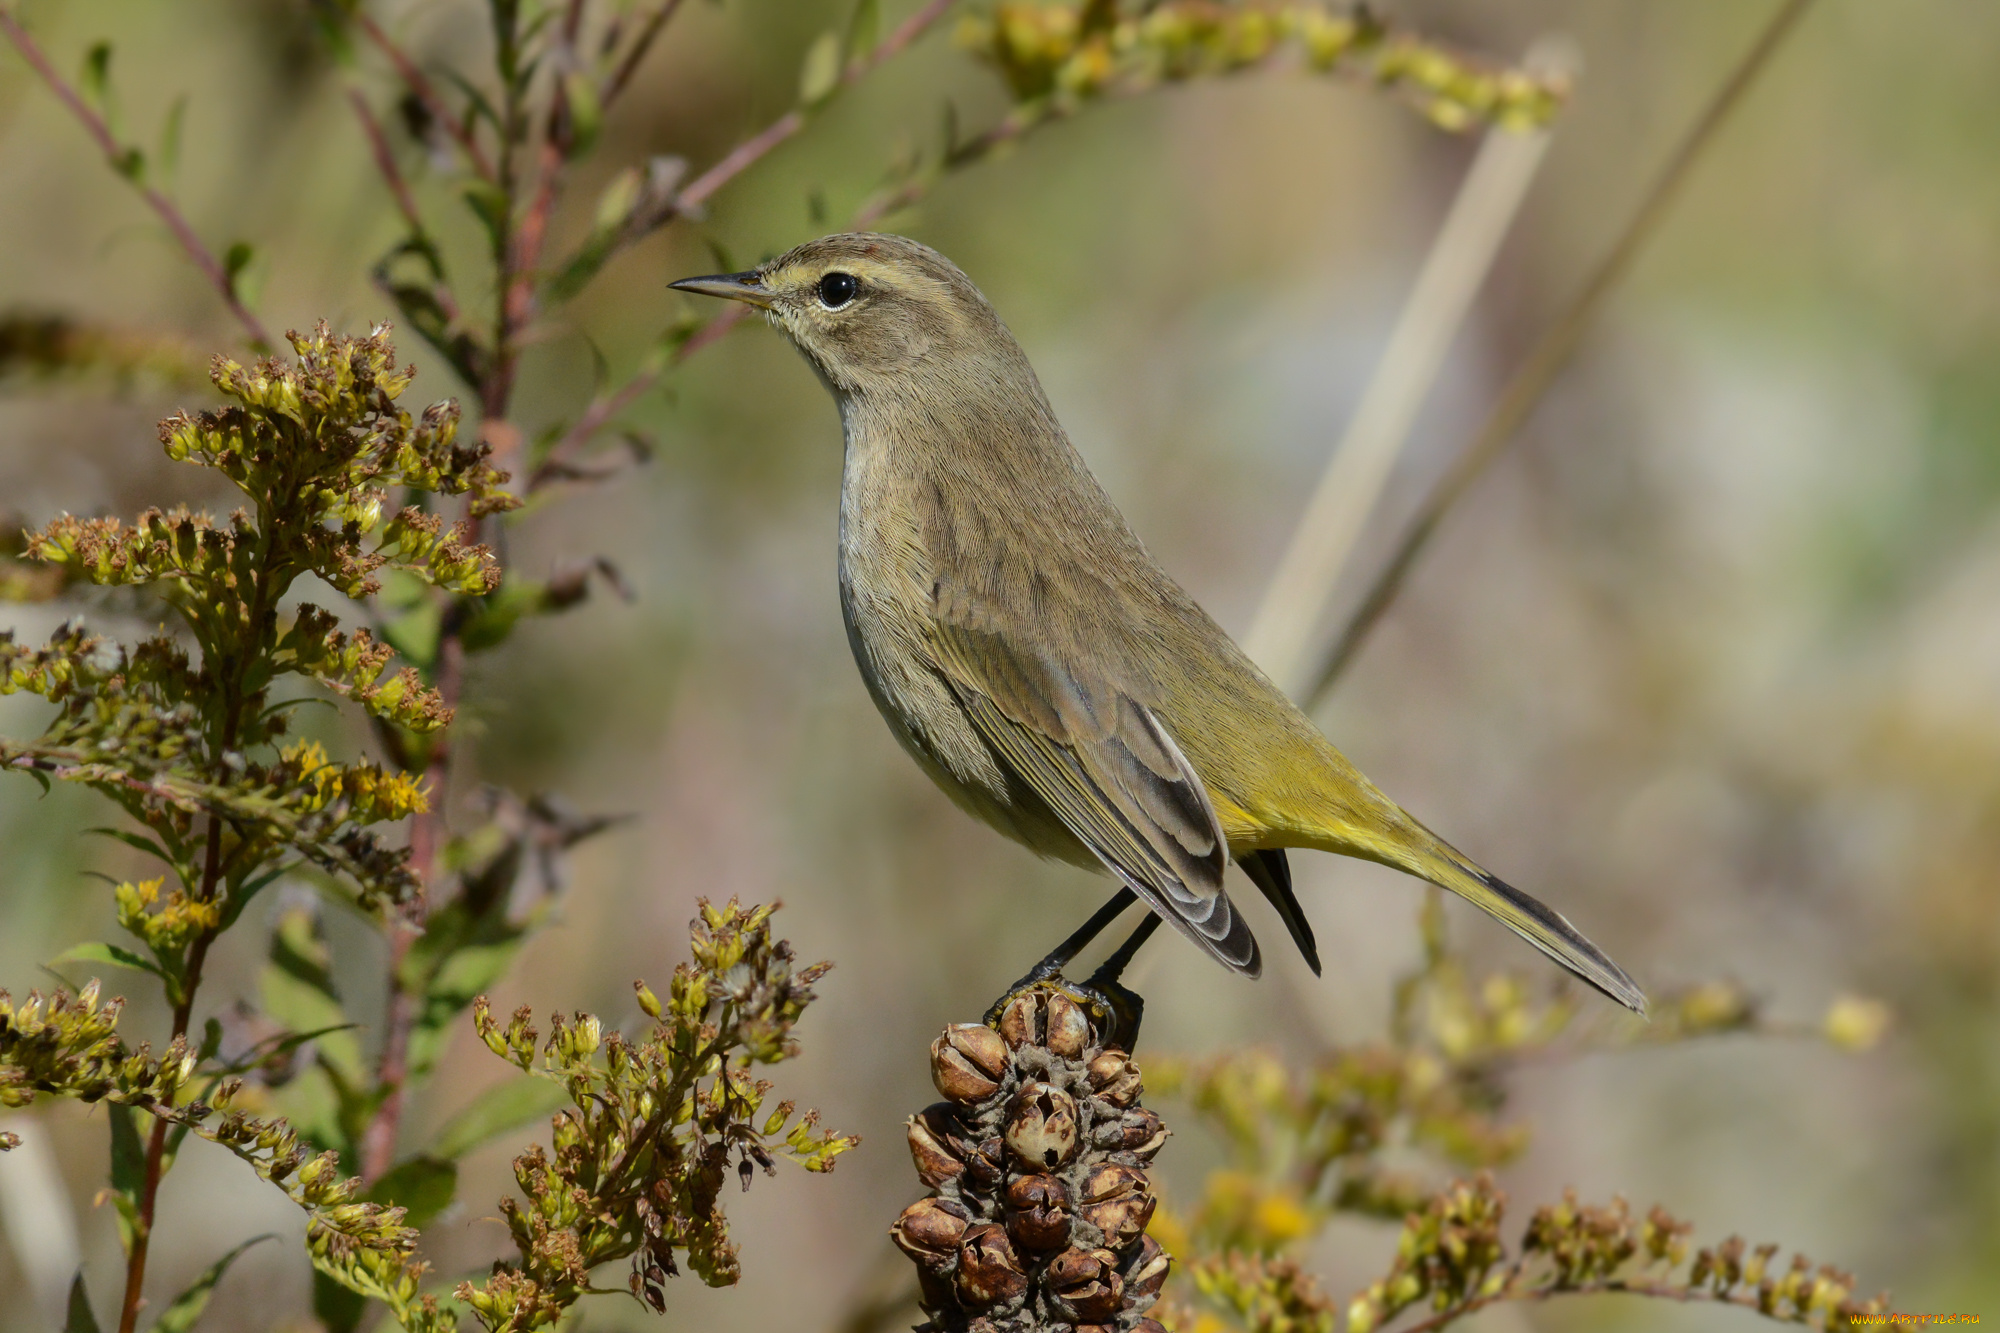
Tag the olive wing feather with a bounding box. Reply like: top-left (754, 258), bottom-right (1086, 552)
top-left (930, 618), bottom-right (1261, 977)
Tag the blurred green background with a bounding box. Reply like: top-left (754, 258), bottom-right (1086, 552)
top-left (2, 0), bottom-right (1996, 1328)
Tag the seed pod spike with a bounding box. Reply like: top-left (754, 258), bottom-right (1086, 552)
top-left (891, 982), bottom-right (1172, 1330)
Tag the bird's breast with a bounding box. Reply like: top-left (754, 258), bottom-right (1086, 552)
top-left (836, 426), bottom-right (1020, 818)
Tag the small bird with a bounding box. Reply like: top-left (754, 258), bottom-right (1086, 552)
top-left (672, 233), bottom-right (1644, 1014)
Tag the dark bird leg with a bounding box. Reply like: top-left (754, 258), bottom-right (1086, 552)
top-left (983, 888), bottom-right (1136, 1028)
top-left (1073, 913), bottom-right (1163, 1050)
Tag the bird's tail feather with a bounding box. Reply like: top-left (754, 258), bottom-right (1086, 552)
top-left (1328, 821), bottom-right (1647, 1014)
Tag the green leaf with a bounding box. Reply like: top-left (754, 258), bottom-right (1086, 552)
top-left (262, 909), bottom-right (362, 1080)
top-left (65, 1272), bottom-right (101, 1333)
top-left (153, 1234), bottom-right (273, 1333)
top-left (54, 941), bottom-right (168, 983)
top-left (461, 181), bottom-right (512, 258)
top-left (109, 1102), bottom-right (146, 1196)
top-left (270, 1066), bottom-right (346, 1158)
top-left (222, 241), bottom-right (256, 299)
top-left (798, 30), bottom-right (842, 107)
top-left (431, 1075), bottom-right (568, 1160)
top-left (364, 1155), bottom-right (458, 1230)
top-left (217, 862), bottom-right (287, 932)
top-left (106, 1102), bottom-right (146, 1254)
top-left (85, 826), bottom-right (180, 871)
top-left (81, 44), bottom-right (113, 110)
top-left (844, 0), bottom-right (880, 63)
top-left (379, 599), bottom-right (442, 668)
top-left (222, 1022), bottom-right (356, 1076)
top-left (158, 94), bottom-right (188, 191)
top-left (560, 70), bottom-right (601, 156)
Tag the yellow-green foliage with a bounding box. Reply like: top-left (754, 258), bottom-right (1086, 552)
top-left (961, 1), bottom-right (1568, 132)
top-left (461, 899), bottom-right (858, 1330)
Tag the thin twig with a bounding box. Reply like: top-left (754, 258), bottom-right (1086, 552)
top-left (0, 8), bottom-right (273, 349)
top-left (531, 303), bottom-right (750, 489)
top-left (1303, 0), bottom-right (1820, 710)
top-left (348, 6), bottom-right (497, 181)
top-left (1391, 1274), bottom-right (1814, 1333)
top-left (346, 88), bottom-right (427, 237)
top-left (603, 0), bottom-right (687, 108)
top-left (675, 0), bottom-right (957, 214)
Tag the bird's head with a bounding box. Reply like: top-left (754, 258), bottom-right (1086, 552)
top-left (670, 232), bottom-right (1018, 396)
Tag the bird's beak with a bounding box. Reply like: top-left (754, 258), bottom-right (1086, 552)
top-left (668, 270), bottom-right (774, 310)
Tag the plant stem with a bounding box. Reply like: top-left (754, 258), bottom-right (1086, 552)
top-left (115, 511), bottom-right (288, 1331)
top-left (1302, 0), bottom-right (1821, 710)
top-left (0, 8), bottom-right (273, 349)
top-left (1391, 1274), bottom-right (1808, 1333)
top-left (347, 6), bottom-right (497, 181)
top-left (360, 629), bottom-right (463, 1183)
top-left (656, 0), bottom-right (959, 223)
top-left (602, 0), bottom-right (687, 108)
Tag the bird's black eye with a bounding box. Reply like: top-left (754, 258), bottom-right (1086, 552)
top-left (818, 271), bottom-right (858, 308)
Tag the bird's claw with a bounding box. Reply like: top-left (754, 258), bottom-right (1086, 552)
top-left (981, 970), bottom-right (1145, 1052)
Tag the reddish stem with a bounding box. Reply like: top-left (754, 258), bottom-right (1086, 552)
top-left (350, 8), bottom-right (497, 181)
top-left (347, 88), bottom-right (427, 237)
top-left (602, 0), bottom-right (687, 108)
top-left (360, 631), bottom-right (463, 1182)
top-left (0, 9), bottom-right (273, 349)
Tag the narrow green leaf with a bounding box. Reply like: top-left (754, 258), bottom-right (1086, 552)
top-left (107, 1104), bottom-right (146, 1255)
top-left (379, 600), bottom-right (442, 667)
top-left (363, 1155), bottom-right (458, 1230)
top-left (54, 941), bottom-right (168, 981)
top-left (263, 910), bottom-right (362, 1080)
top-left (65, 1272), bottom-right (101, 1333)
top-left (216, 862), bottom-right (287, 932)
top-left (158, 94), bottom-right (188, 190)
top-left (80, 44), bottom-right (113, 110)
top-left (109, 1102), bottom-right (145, 1196)
top-left (431, 1076), bottom-right (568, 1160)
top-left (843, 0), bottom-right (880, 63)
top-left (461, 181), bottom-right (512, 258)
top-left (222, 242), bottom-right (256, 298)
top-left (561, 70), bottom-right (601, 156)
top-left (152, 1234), bottom-right (273, 1333)
top-left (85, 826), bottom-right (181, 871)
top-left (799, 30), bottom-right (842, 106)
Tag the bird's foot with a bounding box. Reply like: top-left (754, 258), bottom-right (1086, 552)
top-left (981, 969), bottom-right (1145, 1052)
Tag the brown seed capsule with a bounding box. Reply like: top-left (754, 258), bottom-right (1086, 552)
top-left (1102, 1107), bottom-right (1168, 1162)
top-left (1004, 1081), bottom-right (1079, 1170)
top-left (1003, 1172), bottom-right (1071, 1251)
top-left (964, 1135), bottom-right (1006, 1190)
top-left (932, 1029), bottom-right (1004, 1102)
top-left (996, 990), bottom-right (1042, 1048)
top-left (1044, 990), bottom-right (1093, 1058)
top-left (955, 1222), bottom-right (1029, 1307)
top-left (1132, 1321), bottom-right (1169, 1333)
top-left (1126, 1234), bottom-right (1171, 1304)
top-left (1046, 1246), bottom-right (1124, 1322)
top-left (890, 1197), bottom-right (970, 1270)
top-left (907, 1104), bottom-right (968, 1188)
top-left (1086, 1049), bottom-right (1142, 1107)
top-left (947, 1023), bottom-right (1010, 1077)
top-left (1078, 1163), bottom-right (1156, 1248)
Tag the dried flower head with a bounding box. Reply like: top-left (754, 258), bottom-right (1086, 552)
top-left (893, 984), bottom-right (1172, 1331)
